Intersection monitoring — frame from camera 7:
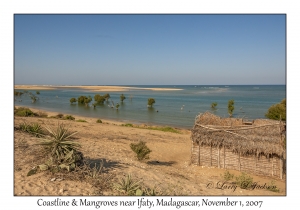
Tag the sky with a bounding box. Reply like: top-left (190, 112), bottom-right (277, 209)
top-left (14, 14), bottom-right (286, 85)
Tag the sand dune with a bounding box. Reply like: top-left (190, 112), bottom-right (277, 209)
top-left (14, 107), bottom-right (286, 196)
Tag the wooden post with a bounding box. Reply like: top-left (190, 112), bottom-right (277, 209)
top-left (279, 116), bottom-right (282, 146)
top-left (238, 151), bottom-right (241, 171)
top-left (271, 154), bottom-right (274, 177)
top-left (255, 151), bottom-right (258, 173)
top-left (217, 146), bottom-right (220, 168)
top-left (210, 143), bottom-right (212, 167)
top-left (198, 142), bottom-right (200, 166)
top-left (223, 145), bottom-right (226, 169)
top-left (280, 155), bottom-right (283, 179)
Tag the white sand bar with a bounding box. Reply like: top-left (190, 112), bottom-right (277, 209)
top-left (15, 85), bottom-right (183, 91)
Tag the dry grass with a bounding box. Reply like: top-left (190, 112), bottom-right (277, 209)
top-left (14, 109), bottom-right (286, 196)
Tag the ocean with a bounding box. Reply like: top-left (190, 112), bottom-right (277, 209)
top-left (14, 85), bottom-right (286, 129)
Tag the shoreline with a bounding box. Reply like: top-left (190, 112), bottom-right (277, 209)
top-left (14, 105), bottom-right (191, 132)
top-left (14, 85), bottom-right (183, 92)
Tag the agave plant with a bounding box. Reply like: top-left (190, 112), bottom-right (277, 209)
top-left (36, 122), bottom-right (81, 165)
top-left (113, 174), bottom-right (142, 195)
top-left (143, 186), bottom-right (163, 196)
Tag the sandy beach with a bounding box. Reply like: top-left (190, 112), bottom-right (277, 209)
top-left (14, 85), bottom-right (183, 92)
top-left (14, 107), bottom-right (286, 196)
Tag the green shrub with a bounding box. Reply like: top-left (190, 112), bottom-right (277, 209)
top-left (96, 119), bottom-right (102, 123)
top-left (130, 141), bottom-right (151, 161)
top-left (147, 98), bottom-right (155, 107)
top-left (14, 107), bottom-right (35, 117)
top-left (265, 98), bottom-right (286, 121)
top-left (14, 90), bottom-right (24, 96)
top-left (235, 172), bottom-right (253, 189)
top-left (228, 99), bottom-right (234, 117)
top-left (19, 121), bottom-right (30, 132)
top-left (76, 119), bottom-right (87, 122)
top-left (146, 126), bottom-right (180, 134)
top-left (122, 123), bottom-right (133, 127)
top-left (103, 93), bottom-right (110, 102)
top-left (221, 170), bottom-right (234, 181)
top-left (36, 91), bottom-right (40, 94)
top-left (266, 180), bottom-right (280, 193)
top-left (78, 95), bottom-right (92, 106)
top-left (120, 94), bottom-right (126, 102)
top-left (36, 111), bottom-right (48, 118)
top-left (211, 102), bottom-right (218, 109)
top-left (94, 94), bottom-right (105, 104)
top-left (78, 96), bottom-right (86, 104)
top-left (19, 122), bottom-right (44, 137)
top-left (56, 113), bottom-right (64, 118)
top-left (70, 97), bottom-right (77, 104)
top-left (63, 115), bottom-right (75, 120)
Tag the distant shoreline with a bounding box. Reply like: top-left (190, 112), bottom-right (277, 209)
top-left (14, 85), bottom-right (183, 92)
top-left (14, 105), bottom-right (191, 130)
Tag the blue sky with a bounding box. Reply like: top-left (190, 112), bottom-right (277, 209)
top-left (14, 14), bottom-right (286, 85)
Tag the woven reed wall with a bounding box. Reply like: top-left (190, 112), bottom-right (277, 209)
top-left (191, 112), bottom-right (286, 179)
top-left (191, 142), bottom-right (283, 179)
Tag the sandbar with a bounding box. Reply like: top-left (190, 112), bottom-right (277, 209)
top-left (14, 85), bottom-right (183, 92)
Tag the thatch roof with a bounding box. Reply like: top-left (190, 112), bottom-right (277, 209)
top-left (191, 112), bottom-right (286, 156)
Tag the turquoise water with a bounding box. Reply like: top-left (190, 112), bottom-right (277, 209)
top-left (14, 85), bottom-right (286, 129)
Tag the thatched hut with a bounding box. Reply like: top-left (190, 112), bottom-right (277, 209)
top-left (191, 112), bottom-right (286, 179)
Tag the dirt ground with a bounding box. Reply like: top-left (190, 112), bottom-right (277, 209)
top-left (14, 108), bottom-right (286, 196)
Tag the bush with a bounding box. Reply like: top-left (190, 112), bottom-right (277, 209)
top-left (221, 170), bottom-right (234, 181)
top-left (14, 107), bottom-right (35, 117)
top-left (14, 90), bottom-right (24, 96)
top-left (130, 141), bottom-right (151, 161)
top-left (120, 94), bottom-right (126, 102)
top-left (147, 98), bottom-right (155, 107)
top-left (94, 94), bottom-right (105, 104)
top-left (76, 119), bottom-right (87, 122)
top-left (19, 121), bottom-right (44, 137)
top-left (63, 115), bottom-right (75, 120)
top-left (36, 111), bottom-right (48, 118)
top-left (122, 123), bottom-right (133, 127)
top-left (78, 95), bottom-right (92, 106)
top-left (96, 119), bottom-right (102, 123)
top-left (265, 98), bottom-right (286, 121)
top-left (78, 96), bottom-right (86, 104)
top-left (56, 113), bottom-right (64, 118)
top-left (146, 126), bottom-right (180, 134)
top-left (228, 99), bottom-right (234, 117)
top-left (266, 180), bottom-right (280, 193)
top-left (235, 172), bottom-right (253, 189)
top-left (70, 97), bottom-right (77, 104)
top-left (103, 93), bottom-right (110, 102)
top-left (211, 102), bottom-right (218, 109)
